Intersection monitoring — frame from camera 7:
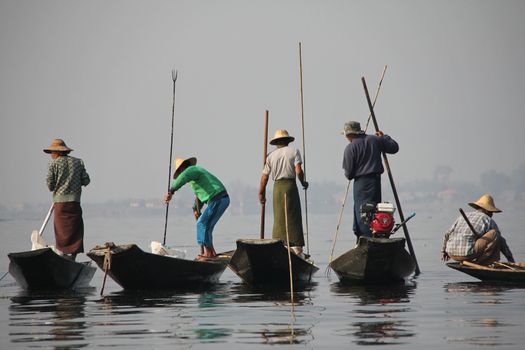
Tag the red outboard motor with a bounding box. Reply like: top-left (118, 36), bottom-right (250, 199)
top-left (360, 202), bottom-right (396, 237)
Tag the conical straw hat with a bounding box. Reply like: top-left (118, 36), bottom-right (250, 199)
top-left (173, 157), bottom-right (197, 176)
top-left (43, 139), bottom-right (73, 153)
top-left (269, 129), bottom-right (295, 145)
top-left (468, 194), bottom-right (502, 213)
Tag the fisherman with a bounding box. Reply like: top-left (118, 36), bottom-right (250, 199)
top-left (259, 129), bottom-right (308, 257)
top-left (44, 139), bottom-right (90, 261)
top-left (441, 194), bottom-right (514, 265)
top-left (342, 121), bottom-right (399, 239)
top-left (164, 157), bottom-right (229, 260)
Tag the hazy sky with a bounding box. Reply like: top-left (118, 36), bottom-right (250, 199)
top-left (1, 0), bottom-right (525, 206)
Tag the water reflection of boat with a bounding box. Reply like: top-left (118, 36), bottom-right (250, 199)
top-left (8, 248), bottom-right (96, 290)
top-left (444, 281), bottom-right (523, 294)
top-left (329, 236), bottom-right (415, 284)
top-left (96, 286), bottom-right (234, 342)
top-left (97, 284), bottom-right (230, 308)
top-left (330, 282), bottom-right (417, 345)
top-left (229, 282), bottom-right (314, 305)
top-left (330, 281), bottom-right (416, 305)
top-left (10, 290), bottom-right (91, 345)
top-left (228, 239), bottom-right (318, 287)
top-left (228, 282), bottom-right (316, 345)
top-left (87, 243), bottom-right (231, 290)
top-left (446, 261), bottom-right (525, 283)
top-left (259, 326), bottom-right (311, 345)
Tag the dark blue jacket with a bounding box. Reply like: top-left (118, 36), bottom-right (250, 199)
top-left (343, 134), bottom-right (399, 180)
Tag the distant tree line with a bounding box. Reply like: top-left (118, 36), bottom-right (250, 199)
top-left (2, 164), bottom-right (523, 219)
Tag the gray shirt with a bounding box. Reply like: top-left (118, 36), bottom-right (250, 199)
top-left (262, 146), bottom-right (302, 180)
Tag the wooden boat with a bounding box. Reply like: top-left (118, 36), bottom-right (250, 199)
top-left (228, 239), bottom-right (319, 287)
top-left (329, 236), bottom-right (415, 284)
top-left (87, 243), bottom-right (231, 290)
top-left (446, 261), bottom-right (525, 283)
top-left (8, 248), bottom-right (96, 290)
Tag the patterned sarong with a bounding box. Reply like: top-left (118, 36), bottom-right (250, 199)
top-left (53, 202), bottom-right (84, 254)
top-left (272, 179), bottom-right (304, 247)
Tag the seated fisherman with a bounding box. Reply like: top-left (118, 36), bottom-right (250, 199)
top-left (441, 194), bottom-right (514, 265)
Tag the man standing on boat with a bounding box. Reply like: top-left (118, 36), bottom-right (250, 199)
top-left (441, 194), bottom-right (514, 265)
top-left (259, 129), bottom-right (308, 257)
top-left (342, 121), bottom-right (399, 239)
top-left (44, 139), bottom-right (90, 261)
top-left (164, 157), bottom-right (229, 260)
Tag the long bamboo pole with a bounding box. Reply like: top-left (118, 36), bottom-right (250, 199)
top-left (163, 70), bottom-right (178, 245)
top-left (361, 76), bottom-right (421, 276)
top-left (298, 42), bottom-right (309, 255)
top-left (363, 65), bottom-right (388, 133)
top-left (326, 181), bottom-right (351, 276)
top-left (260, 110), bottom-right (269, 239)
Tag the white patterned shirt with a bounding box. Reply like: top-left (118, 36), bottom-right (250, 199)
top-left (442, 210), bottom-right (499, 257)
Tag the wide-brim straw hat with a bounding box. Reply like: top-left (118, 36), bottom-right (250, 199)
top-left (341, 121), bottom-right (365, 135)
top-left (269, 129), bottom-right (295, 145)
top-left (468, 194), bottom-right (502, 213)
top-left (173, 157), bottom-right (197, 176)
top-left (43, 139), bottom-right (73, 154)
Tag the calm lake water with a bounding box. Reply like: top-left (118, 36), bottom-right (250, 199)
top-left (1, 203), bottom-right (524, 349)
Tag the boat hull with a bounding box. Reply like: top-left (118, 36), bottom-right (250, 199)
top-left (446, 262), bottom-right (525, 282)
top-left (87, 244), bottom-right (230, 290)
top-left (8, 248), bottom-right (96, 290)
top-left (329, 236), bottom-right (415, 284)
top-left (228, 239), bottom-right (318, 287)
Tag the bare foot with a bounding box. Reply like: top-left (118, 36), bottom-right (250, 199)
top-left (204, 246), bottom-right (217, 258)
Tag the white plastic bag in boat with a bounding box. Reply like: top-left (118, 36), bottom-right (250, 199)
top-left (31, 230), bottom-right (47, 250)
top-left (150, 241), bottom-right (186, 259)
top-left (30, 230), bottom-right (62, 255)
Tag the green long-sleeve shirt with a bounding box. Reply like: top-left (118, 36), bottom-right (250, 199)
top-left (170, 165), bottom-right (226, 204)
top-left (47, 155), bottom-right (90, 203)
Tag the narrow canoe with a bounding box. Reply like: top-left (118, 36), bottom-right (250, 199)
top-left (329, 236), bottom-right (415, 284)
top-left (228, 239), bottom-right (318, 287)
top-left (8, 248), bottom-right (96, 290)
top-left (446, 261), bottom-right (525, 283)
top-left (87, 243), bottom-right (231, 290)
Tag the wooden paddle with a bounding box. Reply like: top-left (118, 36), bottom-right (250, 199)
top-left (494, 261), bottom-right (518, 271)
top-left (460, 260), bottom-right (520, 272)
top-left (497, 262), bottom-right (525, 270)
top-left (461, 260), bottom-right (493, 270)
top-left (361, 77), bottom-right (421, 275)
